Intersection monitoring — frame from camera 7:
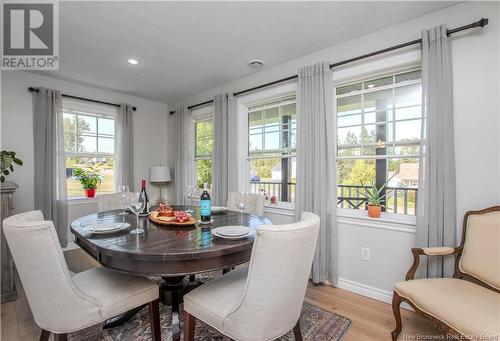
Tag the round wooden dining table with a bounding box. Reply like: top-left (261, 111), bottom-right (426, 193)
top-left (70, 205), bottom-right (271, 341)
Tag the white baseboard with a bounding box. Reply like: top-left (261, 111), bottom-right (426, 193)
top-left (336, 277), bottom-right (412, 310)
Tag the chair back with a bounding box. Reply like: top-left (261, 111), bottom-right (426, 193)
top-left (458, 206), bottom-right (500, 291)
top-left (226, 192), bottom-right (265, 216)
top-left (225, 212), bottom-right (320, 340)
top-left (3, 211), bottom-right (99, 332)
top-left (97, 192), bottom-right (132, 212)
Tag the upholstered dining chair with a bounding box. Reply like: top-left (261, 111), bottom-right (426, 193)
top-left (3, 210), bottom-right (161, 341)
top-left (97, 192), bottom-right (133, 212)
top-left (226, 192), bottom-right (265, 216)
top-left (183, 212), bottom-right (320, 341)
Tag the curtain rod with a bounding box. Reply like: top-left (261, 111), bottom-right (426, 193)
top-left (184, 17), bottom-right (488, 111)
top-left (28, 87), bottom-right (137, 111)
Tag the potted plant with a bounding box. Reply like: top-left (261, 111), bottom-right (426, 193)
top-left (0, 150), bottom-right (23, 183)
top-left (73, 165), bottom-right (102, 198)
top-left (360, 173), bottom-right (397, 218)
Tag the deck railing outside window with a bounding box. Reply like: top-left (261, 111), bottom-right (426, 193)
top-left (249, 181), bottom-right (417, 215)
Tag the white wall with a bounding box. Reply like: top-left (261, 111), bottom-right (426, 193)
top-left (1, 71), bottom-right (170, 244)
top-left (170, 1), bottom-right (500, 299)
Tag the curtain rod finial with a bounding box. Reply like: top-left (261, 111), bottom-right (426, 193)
top-left (479, 18), bottom-right (489, 27)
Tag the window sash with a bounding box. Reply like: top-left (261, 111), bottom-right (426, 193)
top-left (194, 117), bottom-right (214, 159)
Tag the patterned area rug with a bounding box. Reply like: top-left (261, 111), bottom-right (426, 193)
top-left (89, 302), bottom-right (350, 341)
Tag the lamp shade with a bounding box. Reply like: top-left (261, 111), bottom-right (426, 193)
top-left (149, 166), bottom-right (171, 183)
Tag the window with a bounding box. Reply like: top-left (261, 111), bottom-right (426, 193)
top-left (194, 116), bottom-right (213, 190)
top-left (247, 96), bottom-right (296, 204)
top-left (63, 100), bottom-right (117, 198)
top-left (335, 69), bottom-right (422, 215)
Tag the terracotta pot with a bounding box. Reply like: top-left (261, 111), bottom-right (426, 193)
top-left (367, 205), bottom-right (381, 218)
top-left (85, 188), bottom-right (96, 198)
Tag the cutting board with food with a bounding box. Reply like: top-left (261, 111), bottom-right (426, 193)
top-left (149, 203), bottom-right (196, 226)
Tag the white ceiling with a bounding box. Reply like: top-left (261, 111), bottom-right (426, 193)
top-left (38, 1), bottom-right (455, 104)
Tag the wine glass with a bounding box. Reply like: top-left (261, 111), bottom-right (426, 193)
top-left (129, 192), bottom-right (145, 234)
top-left (236, 192), bottom-right (247, 227)
top-left (117, 185), bottom-right (130, 215)
top-left (185, 185), bottom-right (194, 213)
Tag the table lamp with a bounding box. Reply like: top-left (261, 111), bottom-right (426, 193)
top-left (149, 166), bottom-right (171, 204)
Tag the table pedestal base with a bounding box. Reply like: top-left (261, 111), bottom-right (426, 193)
top-left (161, 276), bottom-right (187, 341)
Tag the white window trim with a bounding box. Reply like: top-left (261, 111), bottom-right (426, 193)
top-left (334, 58), bottom-right (422, 220)
top-left (192, 105), bottom-right (214, 191)
top-left (237, 83), bottom-right (298, 210)
top-left (62, 99), bottom-right (118, 200)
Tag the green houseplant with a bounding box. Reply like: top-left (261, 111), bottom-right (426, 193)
top-left (73, 165), bottom-right (102, 198)
top-left (0, 151), bottom-right (23, 183)
top-left (360, 173), bottom-right (398, 218)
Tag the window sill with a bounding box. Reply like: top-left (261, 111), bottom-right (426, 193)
top-left (67, 197), bottom-right (98, 206)
top-left (264, 202), bottom-right (295, 216)
top-left (337, 208), bottom-right (416, 233)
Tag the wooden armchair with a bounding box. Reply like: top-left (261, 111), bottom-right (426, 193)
top-left (391, 206), bottom-right (500, 341)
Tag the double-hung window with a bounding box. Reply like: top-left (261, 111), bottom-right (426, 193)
top-left (194, 115), bottom-right (213, 190)
top-left (247, 96), bottom-right (296, 205)
top-left (62, 100), bottom-right (117, 198)
top-left (335, 69), bottom-right (422, 215)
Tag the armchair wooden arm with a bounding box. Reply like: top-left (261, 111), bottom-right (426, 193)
top-left (405, 247), bottom-right (462, 280)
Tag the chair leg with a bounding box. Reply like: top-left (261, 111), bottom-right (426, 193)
top-left (293, 319), bottom-right (303, 341)
top-left (391, 291), bottom-right (403, 341)
top-left (53, 334), bottom-right (67, 341)
top-left (183, 310), bottom-right (196, 341)
top-left (39, 329), bottom-right (50, 341)
top-left (149, 299), bottom-right (161, 341)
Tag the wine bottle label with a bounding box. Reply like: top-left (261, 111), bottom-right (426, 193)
top-left (200, 200), bottom-right (211, 217)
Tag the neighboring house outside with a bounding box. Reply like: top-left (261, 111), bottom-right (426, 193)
top-left (399, 163), bottom-right (419, 188)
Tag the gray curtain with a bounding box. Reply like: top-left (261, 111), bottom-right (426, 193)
top-left (416, 24), bottom-right (456, 278)
top-left (116, 104), bottom-right (135, 191)
top-left (211, 94), bottom-right (228, 205)
top-left (174, 107), bottom-right (194, 204)
top-left (211, 93), bottom-right (238, 205)
top-left (32, 88), bottom-right (67, 247)
top-left (296, 63), bottom-right (337, 284)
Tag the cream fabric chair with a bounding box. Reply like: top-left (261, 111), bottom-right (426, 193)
top-left (226, 192), bottom-right (265, 216)
top-left (183, 212), bottom-right (320, 341)
top-left (3, 211), bottom-right (161, 341)
top-left (391, 206), bottom-right (500, 341)
top-left (97, 192), bottom-right (133, 212)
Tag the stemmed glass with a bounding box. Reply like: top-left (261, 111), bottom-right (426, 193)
top-left (236, 192), bottom-right (247, 227)
top-left (185, 185), bottom-right (194, 213)
top-left (117, 185), bottom-right (130, 215)
top-left (129, 192), bottom-right (145, 234)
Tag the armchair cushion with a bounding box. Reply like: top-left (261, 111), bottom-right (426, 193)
top-left (395, 278), bottom-right (500, 338)
top-left (73, 267), bottom-right (158, 320)
top-left (421, 247), bottom-right (456, 256)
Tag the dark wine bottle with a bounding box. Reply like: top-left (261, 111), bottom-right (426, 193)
top-left (139, 179), bottom-right (149, 215)
top-left (200, 183), bottom-right (211, 223)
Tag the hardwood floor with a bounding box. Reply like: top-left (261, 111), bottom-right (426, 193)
top-left (1, 249), bottom-right (443, 341)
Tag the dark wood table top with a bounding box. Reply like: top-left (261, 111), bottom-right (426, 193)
top-left (70, 205), bottom-right (272, 277)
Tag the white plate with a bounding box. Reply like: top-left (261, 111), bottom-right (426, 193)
top-left (90, 222), bottom-right (130, 234)
top-left (211, 206), bottom-right (227, 213)
top-left (211, 226), bottom-right (254, 240)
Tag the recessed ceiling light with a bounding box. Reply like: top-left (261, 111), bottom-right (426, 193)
top-left (367, 84), bottom-right (375, 88)
top-left (249, 60), bottom-right (264, 69)
top-left (127, 58), bottom-right (139, 65)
